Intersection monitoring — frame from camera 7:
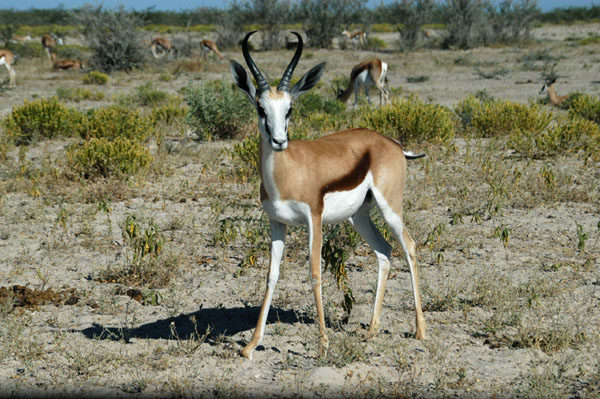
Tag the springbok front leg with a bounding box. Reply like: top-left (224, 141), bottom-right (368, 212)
top-left (309, 214), bottom-right (329, 357)
top-left (241, 220), bottom-right (287, 359)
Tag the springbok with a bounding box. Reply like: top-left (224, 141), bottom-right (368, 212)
top-left (0, 49), bottom-right (16, 87)
top-left (41, 34), bottom-right (63, 61)
top-left (230, 31), bottom-right (426, 360)
top-left (51, 53), bottom-right (84, 70)
top-left (337, 58), bottom-right (389, 108)
top-left (10, 34), bottom-right (32, 43)
top-left (341, 30), bottom-right (366, 48)
top-left (540, 78), bottom-right (569, 107)
top-left (150, 37), bottom-right (175, 59)
top-left (200, 39), bottom-right (223, 59)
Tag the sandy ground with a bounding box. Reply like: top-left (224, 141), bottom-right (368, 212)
top-left (0, 24), bottom-right (599, 398)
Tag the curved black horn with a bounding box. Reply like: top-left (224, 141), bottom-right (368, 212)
top-left (277, 31), bottom-right (303, 92)
top-left (242, 31), bottom-right (269, 92)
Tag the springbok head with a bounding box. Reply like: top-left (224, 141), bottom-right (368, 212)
top-left (540, 77), bottom-right (557, 94)
top-left (230, 31), bottom-right (325, 151)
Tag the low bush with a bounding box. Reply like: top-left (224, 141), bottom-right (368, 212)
top-left (360, 96), bottom-right (456, 144)
top-left (149, 103), bottom-right (188, 127)
top-left (458, 97), bottom-right (553, 137)
top-left (78, 105), bottom-right (155, 141)
top-left (185, 80), bottom-right (254, 141)
top-left (364, 36), bottom-right (387, 50)
top-left (134, 82), bottom-right (170, 107)
top-left (294, 91), bottom-right (346, 118)
top-left (2, 97), bottom-right (81, 145)
top-left (56, 86), bottom-right (105, 102)
top-left (509, 117), bottom-right (600, 161)
top-left (82, 70), bottom-right (109, 85)
top-left (567, 94), bottom-right (600, 124)
top-left (229, 134), bottom-right (259, 182)
top-left (67, 137), bottom-right (153, 178)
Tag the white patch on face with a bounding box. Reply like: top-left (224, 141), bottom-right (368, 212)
top-left (257, 91), bottom-right (292, 150)
top-left (322, 172), bottom-right (373, 224)
top-left (0, 56), bottom-right (5, 66)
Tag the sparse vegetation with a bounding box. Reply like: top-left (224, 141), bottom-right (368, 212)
top-left (0, 7), bottom-right (599, 399)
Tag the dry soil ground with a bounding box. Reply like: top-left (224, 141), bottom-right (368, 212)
top-left (0, 25), bottom-right (599, 398)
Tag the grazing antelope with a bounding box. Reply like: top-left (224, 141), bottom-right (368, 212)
top-left (0, 49), bottom-right (16, 87)
top-left (230, 31), bottom-right (426, 360)
top-left (200, 39), bottom-right (223, 59)
top-left (41, 34), bottom-right (63, 61)
top-left (337, 58), bottom-right (389, 108)
top-left (150, 37), bottom-right (174, 59)
top-left (341, 30), bottom-right (366, 48)
top-left (51, 53), bottom-right (84, 70)
top-left (540, 78), bottom-right (569, 107)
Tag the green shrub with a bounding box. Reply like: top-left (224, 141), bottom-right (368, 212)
top-left (67, 137), bottom-right (153, 178)
top-left (82, 70), bottom-right (109, 85)
top-left (365, 36), bottom-right (387, 50)
top-left (75, 5), bottom-right (146, 73)
top-left (567, 94), bottom-right (600, 124)
top-left (3, 97), bottom-right (81, 144)
top-left (149, 103), bottom-right (188, 127)
top-left (294, 91), bottom-right (346, 118)
top-left (469, 99), bottom-right (552, 137)
top-left (360, 96), bottom-right (456, 144)
top-left (78, 105), bottom-right (155, 141)
top-left (508, 117), bottom-right (600, 161)
top-left (229, 134), bottom-right (259, 182)
top-left (56, 86), bottom-right (105, 102)
top-left (184, 80), bottom-right (254, 141)
top-left (134, 82), bottom-right (170, 107)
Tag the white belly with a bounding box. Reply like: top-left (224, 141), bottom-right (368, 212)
top-left (262, 173), bottom-right (373, 226)
top-left (262, 199), bottom-right (311, 226)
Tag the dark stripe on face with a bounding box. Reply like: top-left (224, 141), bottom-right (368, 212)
top-left (318, 151), bottom-right (371, 212)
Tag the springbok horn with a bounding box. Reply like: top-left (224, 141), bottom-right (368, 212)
top-left (277, 31), bottom-right (303, 92)
top-left (242, 31), bottom-right (269, 93)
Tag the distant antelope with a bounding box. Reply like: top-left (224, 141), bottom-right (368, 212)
top-left (540, 78), bottom-right (569, 106)
top-left (151, 37), bottom-right (174, 59)
top-left (10, 34), bottom-right (32, 43)
top-left (51, 53), bottom-right (84, 70)
top-left (41, 34), bottom-right (63, 61)
top-left (230, 31), bottom-right (426, 360)
top-left (337, 58), bottom-right (389, 108)
top-left (341, 30), bottom-right (366, 48)
top-left (200, 39), bottom-right (223, 59)
top-left (0, 49), bottom-right (16, 87)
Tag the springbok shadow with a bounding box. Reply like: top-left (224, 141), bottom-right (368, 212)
top-left (77, 305), bottom-right (312, 345)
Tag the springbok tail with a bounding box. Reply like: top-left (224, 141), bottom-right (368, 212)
top-left (404, 151), bottom-right (426, 160)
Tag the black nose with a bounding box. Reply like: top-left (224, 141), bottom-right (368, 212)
top-left (272, 138), bottom-right (285, 146)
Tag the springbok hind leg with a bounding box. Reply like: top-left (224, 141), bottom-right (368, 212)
top-left (377, 199), bottom-right (426, 340)
top-left (349, 205), bottom-right (393, 341)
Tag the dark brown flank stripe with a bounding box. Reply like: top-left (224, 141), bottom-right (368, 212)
top-left (317, 151), bottom-right (371, 214)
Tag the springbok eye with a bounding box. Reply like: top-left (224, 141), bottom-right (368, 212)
top-left (257, 106), bottom-right (266, 118)
top-left (285, 107), bottom-right (293, 119)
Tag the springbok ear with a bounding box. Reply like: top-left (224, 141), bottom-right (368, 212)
top-left (290, 62), bottom-right (326, 99)
top-left (230, 60), bottom-right (256, 102)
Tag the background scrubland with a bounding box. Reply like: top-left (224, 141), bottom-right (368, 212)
top-left (0, 1), bottom-right (599, 397)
